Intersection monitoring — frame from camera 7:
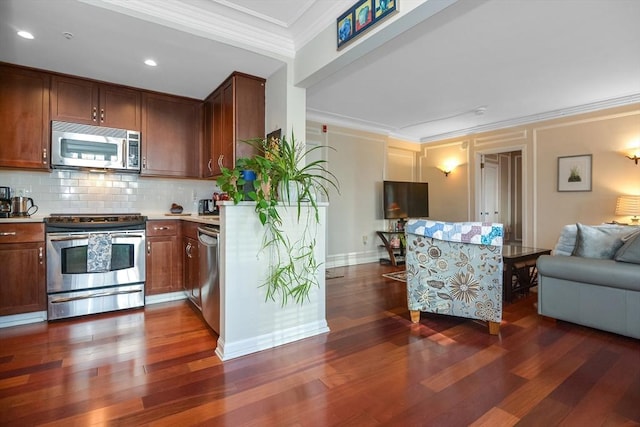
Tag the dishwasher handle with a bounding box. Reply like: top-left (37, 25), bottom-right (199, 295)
top-left (197, 226), bottom-right (219, 238)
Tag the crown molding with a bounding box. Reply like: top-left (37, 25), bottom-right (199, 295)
top-left (418, 94), bottom-right (640, 143)
top-left (308, 94), bottom-right (640, 144)
top-left (81, 0), bottom-right (296, 58)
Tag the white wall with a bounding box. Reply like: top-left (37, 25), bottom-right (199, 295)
top-left (307, 121), bottom-right (390, 267)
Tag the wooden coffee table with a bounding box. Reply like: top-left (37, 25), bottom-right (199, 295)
top-left (502, 245), bottom-right (551, 303)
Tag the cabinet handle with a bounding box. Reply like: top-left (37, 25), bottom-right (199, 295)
top-left (42, 148), bottom-right (47, 164)
top-left (142, 157), bottom-right (147, 169)
top-left (217, 155), bottom-right (224, 169)
top-left (147, 242), bottom-right (151, 255)
top-left (39, 247), bottom-right (43, 264)
top-left (92, 107), bottom-right (97, 121)
top-left (0, 232), bottom-right (17, 236)
top-left (153, 226), bottom-right (170, 231)
top-left (186, 242), bottom-right (192, 258)
top-left (207, 159), bottom-right (212, 173)
top-left (100, 108), bottom-right (105, 123)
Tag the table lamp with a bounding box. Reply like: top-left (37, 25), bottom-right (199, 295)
top-left (615, 195), bottom-right (640, 224)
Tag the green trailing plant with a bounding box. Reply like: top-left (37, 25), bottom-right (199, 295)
top-left (216, 132), bottom-right (339, 306)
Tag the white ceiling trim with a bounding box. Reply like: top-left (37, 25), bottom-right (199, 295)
top-left (81, 0), bottom-right (296, 58)
top-left (417, 94), bottom-right (640, 143)
top-left (308, 93), bottom-right (640, 144)
top-left (211, 0), bottom-right (317, 28)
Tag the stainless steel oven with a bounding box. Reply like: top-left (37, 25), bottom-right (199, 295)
top-left (45, 214), bottom-right (146, 320)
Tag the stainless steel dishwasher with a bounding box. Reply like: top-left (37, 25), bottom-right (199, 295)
top-left (198, 225), bottom-right (220, 334)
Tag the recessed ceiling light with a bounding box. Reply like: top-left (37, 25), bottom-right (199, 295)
top-left (144, 59), bottom-right (157, 67)
top-left (17, 30), bottom-right (34, 39)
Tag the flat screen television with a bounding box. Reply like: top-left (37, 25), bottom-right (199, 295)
top-left (383, 181), bottom-right (429, 219)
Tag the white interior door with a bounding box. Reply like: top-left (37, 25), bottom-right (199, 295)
top-left (481, 161), bottom-right (500, 223)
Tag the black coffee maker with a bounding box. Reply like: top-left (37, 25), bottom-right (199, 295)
top-left (0, 187), bottom-right (10, 218)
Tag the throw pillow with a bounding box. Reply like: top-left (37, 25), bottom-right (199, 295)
top-left (614, 231), bottom-right (640, 264)
top-left (553, 224), bottom-right (578, 256)
top-left (571, 223), bottom-right (638, 259)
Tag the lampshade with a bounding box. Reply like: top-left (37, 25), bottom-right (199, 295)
top-left (615, 195), bottom-right (640, 222)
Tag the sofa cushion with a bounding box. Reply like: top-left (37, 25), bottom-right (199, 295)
top-left (571, 223), bottom-right (638, 259)
top-left (615, 231), bottom-right (640, 264)
top-left (537, 255), bottom-right (640, 292)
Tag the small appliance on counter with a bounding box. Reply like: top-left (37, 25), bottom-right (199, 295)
top-left (10, 196), bottom-right (38, 217)
top-left (198, 199), bottom-right (218, 216)
top-left (0, 187), bottom-right (11, 218)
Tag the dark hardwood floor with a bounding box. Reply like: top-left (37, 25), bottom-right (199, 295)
top-left (1, 263), bottom-right (639, 426)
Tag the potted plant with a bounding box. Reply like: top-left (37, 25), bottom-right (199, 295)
top-left (217, 132), bottom-right (339, 305)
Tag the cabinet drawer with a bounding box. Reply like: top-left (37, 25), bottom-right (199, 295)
top-left (0, 223), bottom-right (44, 243)
top-left (146, 220), bottom-right (179, 237)
top-left (182, 221), bottom-right (200, 240)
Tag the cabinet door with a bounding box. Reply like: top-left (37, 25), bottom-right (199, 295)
top-left (211, 89), bottom-right (224, 176)
top-left (183, 237), bottom-right (200, 309)
top-left (234, 74), bottom-right (265, 159)
top-left (209, 73), bottom-right (264, 176)
top-left (0, 65), bottom-right (50, 170)
top-left (146, 235), bottom-right (180, 295)
top-left (202, 96), bottom-right (214, 177)
top-left (0, 242), bottom-right (46, 316)
top-left (50, 75), bottom-right (99, 125)
top-left (220, 79), bottom-right (235, 171)
top-left (99, 85), bottom-right (142, 130)
top-left (142, 93), bottom-right (200, 178)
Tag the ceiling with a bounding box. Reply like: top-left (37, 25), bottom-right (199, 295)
top-left (1, 0), bottom-right (639, 143)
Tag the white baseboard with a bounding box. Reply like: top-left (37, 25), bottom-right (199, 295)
top-left (326, 250), bottom-right (381, 268)
top-left (216, 320), bottom-right (330, 361)
top-left (0, 311), bottom-right (47, 328)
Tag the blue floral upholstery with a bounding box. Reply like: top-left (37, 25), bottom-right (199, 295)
top-left (405, 220), bottom-right (504, 334)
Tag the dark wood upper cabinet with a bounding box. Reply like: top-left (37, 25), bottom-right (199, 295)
top-left (51, 75), bottom-right (141, 130)
top-left (141, 92), bottom-right (201, 178)
top-left (202, 72), bottom-right (265, 178)
top-left (0, 65), bottom-right (50, 170)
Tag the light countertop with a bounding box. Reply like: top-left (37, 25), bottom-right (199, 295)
top-left (0, 213), bottom-right (220, 226)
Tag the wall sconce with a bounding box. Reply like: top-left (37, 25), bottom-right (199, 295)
top-left (615, 195), bottom-right (640, 223)
top-left (626, 145), bottom-right (640, 165)
top-left (440, 160), bottom-right (458, 177)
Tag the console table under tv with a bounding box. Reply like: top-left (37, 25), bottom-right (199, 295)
top-left (377, 230), bottom-right (406, 266)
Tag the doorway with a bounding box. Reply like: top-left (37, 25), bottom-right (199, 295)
top-left (476, 150), bottom-right (524, 245)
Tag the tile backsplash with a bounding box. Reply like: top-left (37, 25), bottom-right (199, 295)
top-left (0, 170), bottom-right (219, 215)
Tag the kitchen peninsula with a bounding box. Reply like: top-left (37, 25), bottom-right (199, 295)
top-left (215, 201), bottom-right (329, 361)
top-left (0, 203), bottom-right (329, 361)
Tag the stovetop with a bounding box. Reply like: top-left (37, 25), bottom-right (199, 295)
top-left (45, 213), bottom-right (145, 223)
top-left (45, 213), bottom-right (147, 232)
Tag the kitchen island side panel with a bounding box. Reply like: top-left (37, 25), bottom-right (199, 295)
top-left (216, 202), bottom-right (328, 361)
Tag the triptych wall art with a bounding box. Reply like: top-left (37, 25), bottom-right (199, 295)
top-left (337, 0), bottom-right (397, 50)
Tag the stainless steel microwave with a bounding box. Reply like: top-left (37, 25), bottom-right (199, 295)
top-left (51, 121), bottom-right (140, 172)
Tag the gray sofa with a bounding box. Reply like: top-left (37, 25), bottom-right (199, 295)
top-left (537, 223), bottom-right (640, 339)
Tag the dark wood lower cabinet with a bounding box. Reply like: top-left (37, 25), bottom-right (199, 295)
top-left (145, 220), bottom-right (182, 295)
top-left (0, 223), bottom-right (46, 316)
top-left (182, 222), bottom-right (201, 308)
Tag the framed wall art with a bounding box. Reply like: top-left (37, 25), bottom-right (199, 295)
top-left (337, 0), bottom-right (397, 50)
top-left (557, 154), bottom-right (592, 192)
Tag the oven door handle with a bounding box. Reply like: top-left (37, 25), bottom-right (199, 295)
top-left (110, 233), bottom-right (144, 239)
top-left (48, 235), bottom-right (90, 241)
top-left (49, 289), bottom-right (142, 303)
